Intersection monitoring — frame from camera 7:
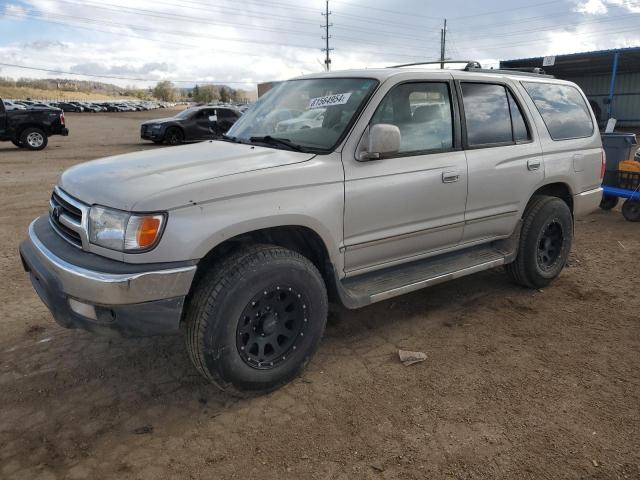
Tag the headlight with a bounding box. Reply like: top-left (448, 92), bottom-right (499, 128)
top-left (151, 124), bottom-right (162, 130)
top-left (89, 206), bottom-right (166, 252)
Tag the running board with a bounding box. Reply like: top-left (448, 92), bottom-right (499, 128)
top-left (335, 239), bottom-right (517, 309)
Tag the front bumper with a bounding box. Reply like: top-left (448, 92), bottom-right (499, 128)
top-left (19, 217), bottom-right (197, 336)
top-left (141, 126), bottom-right (164, 141)
top-left (573, 187), bottom-right (603, 218)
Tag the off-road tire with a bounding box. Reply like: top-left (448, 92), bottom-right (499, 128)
top-left (184, 245), bottom-right (328, 396)
top-left (622, 199), bottom-right (640, 222)
top-left (505, 195), bottom-right (573, 289)
top-left (599, 195), bottom-right (619, 211)
top-left (165, 127), bottom-right (183, 145)
top-left (20, 128), bottom-right (48, 151)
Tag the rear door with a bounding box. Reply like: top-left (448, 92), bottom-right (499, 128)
top-left (454, 74), bottom-right (544, 243)
top-left (217, 108), bottom-right (239, 134)
top-left (520, 81), bottom-right (602, 194)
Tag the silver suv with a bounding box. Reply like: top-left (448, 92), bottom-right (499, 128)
top-left (20, 64), bottom-right (604, 395)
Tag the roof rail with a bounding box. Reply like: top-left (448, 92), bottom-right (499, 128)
top-left (388, 60), bottom-right (482, 70)
top-left (465, 66), bottom-right (554, 78)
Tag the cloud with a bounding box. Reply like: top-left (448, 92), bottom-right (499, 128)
top-left (576, 0), bottom-right (640, 14)
top-left (576, 0), bottom-right (608, 14)
top-left (4, 3), bottom-right (27, 16)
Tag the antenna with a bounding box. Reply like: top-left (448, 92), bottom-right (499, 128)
top-left (321, 1), bottom-right (333, 71)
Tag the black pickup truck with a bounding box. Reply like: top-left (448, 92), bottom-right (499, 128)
top-left (1, 99), bottom-right (69, 150)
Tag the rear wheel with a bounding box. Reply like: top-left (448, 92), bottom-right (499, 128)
top-left (599, 195), bottom-right (619, 210)
top-left (506, 195), bottom-right (573, 289)
top-left (20, 128), bottom-right (48, 151)
top-left (622, 199), bottom-right (640, 222)
top-left (165, 127), bottom-right (183, 145)
top-left (184, 245), bottom-right (328, 396)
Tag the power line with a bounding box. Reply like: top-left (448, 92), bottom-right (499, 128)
top-left (4, 11), bottom-right (431, 62)
top-left (0, 62), bottom-right (258, 85)
top-left (41, 0), bottom-right (439, 53)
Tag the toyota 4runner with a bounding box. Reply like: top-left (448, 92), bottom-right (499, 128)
top-left (20, 63), bottom-right (603, 395)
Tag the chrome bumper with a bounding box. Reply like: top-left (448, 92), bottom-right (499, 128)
top-left (23, 220), bottom-right (196, 305)
top-left (573, 187), bottom-right (603, 218)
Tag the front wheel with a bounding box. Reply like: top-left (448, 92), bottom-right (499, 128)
top-left (164, 127), bottom-right (183, 145)
top-left (622, 199), bottom-right (640, 222)
top-left (20, 128), bottom-right (48, 151)
top-left (184, 245), bottom-right (328, 396)
top-left (506, 196), bottom-right (573, 289)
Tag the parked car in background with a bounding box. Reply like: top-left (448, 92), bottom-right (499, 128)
top-left (3, 100), bottom-right (27, 111)
top-left (141, 106), bottom-right (241, 145)
top-left (276, 108), bottom-right (326, 132)
top-left (1, 96), bottom-right (68, 150)
top-left (56, 102), bottom-right (84, 112)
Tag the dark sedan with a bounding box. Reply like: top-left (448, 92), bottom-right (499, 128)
top-left (141, 106), bottom-right (241, 145)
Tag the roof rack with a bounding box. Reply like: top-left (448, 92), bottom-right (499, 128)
top-left (388, 60), bottom-right (482, 70)
top-left (388, 61), bottom-right (554, 78)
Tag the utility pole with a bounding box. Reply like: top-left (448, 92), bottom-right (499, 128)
top-left (440, 18), bottom-right (447, 69)
top-left (321, 1), bottom-right (333, 71)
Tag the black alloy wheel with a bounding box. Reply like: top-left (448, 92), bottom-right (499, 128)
top-left (236, 285), bottom-right (308, 370)
top-left (537, 220), bottom-right (564, 271)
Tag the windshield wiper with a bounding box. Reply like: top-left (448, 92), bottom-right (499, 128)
top-left (221, 134), bottom-right (239, 142)
top-left (249, 135), bottom-right (305, 152)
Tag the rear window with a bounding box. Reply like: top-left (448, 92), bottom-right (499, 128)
top-left (522, 82), bottom-right (594, 140)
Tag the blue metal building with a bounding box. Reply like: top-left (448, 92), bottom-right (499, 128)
top-left (500, 47), bottom-right (640, 128)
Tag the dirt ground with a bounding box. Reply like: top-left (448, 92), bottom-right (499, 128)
top-left (1, 110), bottom-right (639, 480)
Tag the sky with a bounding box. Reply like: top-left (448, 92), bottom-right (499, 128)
top-left (0, 0), bottom-right (639, 90)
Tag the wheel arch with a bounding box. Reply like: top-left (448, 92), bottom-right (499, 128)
top-left (526, 182), bottom-right (574, 216)
top-left (189, 223), bottom-right (338, 304)
top-left (15, 123), bottom-right (47, 140)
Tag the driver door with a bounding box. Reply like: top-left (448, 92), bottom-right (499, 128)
top-left (343, 80), bottom-right (468, 274)
top-left (193, 109), bottom-right (216, 139)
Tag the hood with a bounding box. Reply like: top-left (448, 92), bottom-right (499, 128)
top-left (59, 141), bottom-right (315, 211)
top-left (142, 117), bottom-right (178, 125)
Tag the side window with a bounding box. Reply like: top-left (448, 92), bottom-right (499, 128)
top-left (522, 82), bottom-right (594, 140)
top-left (461, 83), bottom-right (512, 146)
top-left (507, 91), bottom-right (530, 142)
top-left (371, 82), bottom-right (453, 154)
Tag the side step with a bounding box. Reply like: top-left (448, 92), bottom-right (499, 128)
top-left (336, 240), bottom-right (517, 309)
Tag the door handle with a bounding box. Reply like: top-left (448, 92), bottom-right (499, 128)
top-left (527, 159), bottom-right (541, 171)
top-left (442, 171), bottom-right (460, 183)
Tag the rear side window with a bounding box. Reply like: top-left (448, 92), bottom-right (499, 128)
top-left (522, 82), bottom-right (594, 140)
top-left (461, 83), bottom-right (513, 146)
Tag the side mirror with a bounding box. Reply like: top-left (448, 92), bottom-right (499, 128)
top-left (359, 124), bottom-right (401, 161)
top-left (208, 115), bottom-right (218, 123)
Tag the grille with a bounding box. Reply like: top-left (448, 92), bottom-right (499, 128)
top-left (49, 189), bottom-right (84, 247)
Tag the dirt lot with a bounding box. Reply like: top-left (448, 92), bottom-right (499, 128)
top-left (1, 110), bottom-right (639, 480)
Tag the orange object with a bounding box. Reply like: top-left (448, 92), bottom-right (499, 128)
top-left (619, 160), bottom-right (640, 172)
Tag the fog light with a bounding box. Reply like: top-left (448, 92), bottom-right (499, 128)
top-left (68, 298), bottom-right (97, 320)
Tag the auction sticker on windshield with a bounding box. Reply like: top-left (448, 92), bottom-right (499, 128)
top-left (308, 92), bottom-right (352, 110)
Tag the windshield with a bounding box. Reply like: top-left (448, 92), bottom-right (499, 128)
top-left (175, 108), bottom-right (195, 120)
top-left (226, 78), bottom-right (378, 151)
